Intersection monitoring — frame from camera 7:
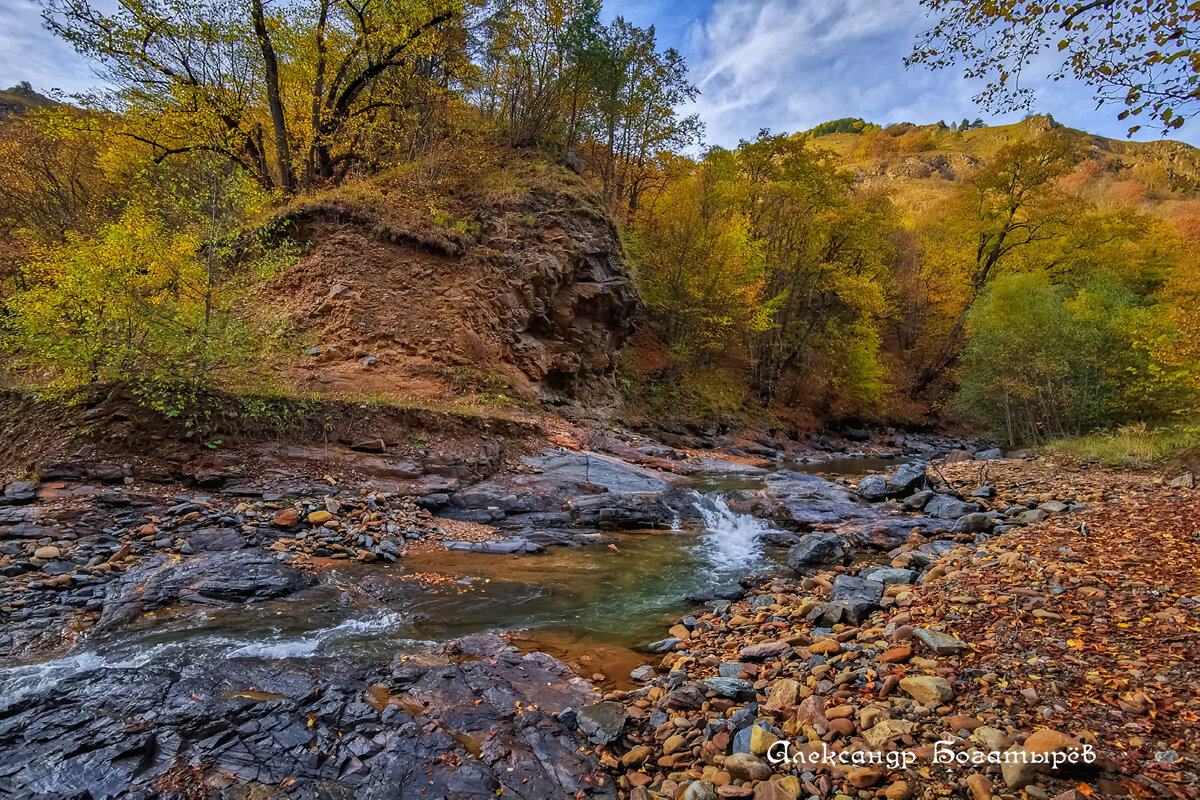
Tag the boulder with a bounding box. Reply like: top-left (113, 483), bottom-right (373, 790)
top-left (809, 575), bottom-right (884, 625)
top-left (764, 471), bottom-right (873, 527)
top-left (703, 677), bottom-right (756, 699)
top-left (859, 566), bottom-right (917, 586)
top-left (630, 665), bottom-right (656, 682)
top-left (787, 531), bottom-right (847, 573)
top-left (738, 641), bottom-right (792, 661)
top-left (856, 474), bottom-right (889, 501)
top-left (903, 489), bottom-right (934, 510)
top-left (997, 731), bottom-right (1087, 791)
top-left (913, 627), bottom-right (972, 655)
top-left (724, 753), bottom-right (771, 782)
top-left (838, 516), bottom-right (943, 549)
top-left (951, 513), bottom-right (994, 534)
top-left (924, 494), bottom-right (983, 518)
top-left (886, 461), bottom-right (929, 495)
top-left (442, 539), bottom-right (545, 554)
top-left (97, 551), bottom-right (317, 630)
top-left (862, 719), bottom-right (916, 747)
top-left (764, 679), bottom-right (800, 712)
top-left (899, 675), bottom-right (955, 705)
top-left (575, 701), bottom-right (627, 744)
top-left (681, 781), bottom-right (717, 800)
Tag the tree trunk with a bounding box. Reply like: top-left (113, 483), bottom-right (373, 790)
top-left (251, 0), bottom-right (296, 193)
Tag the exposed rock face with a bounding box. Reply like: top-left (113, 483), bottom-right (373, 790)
top-left (277, 178), bottom-right (638, 406)
top-left (763, 471), bottom-right (871, 528)
top-left (0, 636), bottom-right (616, 799)
top-left (441, 449), bottom-right (688, 534)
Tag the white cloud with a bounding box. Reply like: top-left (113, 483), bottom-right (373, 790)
top-left (0, 0), bottom-right (98, 96)
top-left (678, 0), bottom-right (1199, 146)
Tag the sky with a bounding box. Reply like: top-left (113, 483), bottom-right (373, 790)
top-left (2, 0), bottom-right (1196, 148)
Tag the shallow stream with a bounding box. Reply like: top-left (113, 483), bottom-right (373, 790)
top-left (0, 456), bottom-right (889, 696)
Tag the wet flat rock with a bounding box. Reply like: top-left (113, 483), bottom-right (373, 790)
top-left (441, 449), bottom-right (686, 531)
top-left (763, 470), bottom-right (883, 527)
top-left (96, 550), bottom-right (319, 630)
top-left (0, 636), bottom-right (615, 799)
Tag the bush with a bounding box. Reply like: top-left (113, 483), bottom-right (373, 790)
top-left (956, 272), bottom-right (1188, 443)
top-left (3, 206), bottom-right (291, 423)
top-left (1043, 423), bottom-right (1200, 467)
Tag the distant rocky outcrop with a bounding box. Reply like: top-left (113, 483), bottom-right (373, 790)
top-left (0, 82), bottom-right (58, 118)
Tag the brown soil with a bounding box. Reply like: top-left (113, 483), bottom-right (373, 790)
top-left (0, 386), bottom-right (546, 485)
top-left (266, 160), bottom-right (637, 410)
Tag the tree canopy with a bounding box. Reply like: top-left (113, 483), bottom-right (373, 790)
top-left (908, 0), bottom-right (1200, 135)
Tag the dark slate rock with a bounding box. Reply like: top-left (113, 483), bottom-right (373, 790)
top-left (703, 677), bottom-right (756, 699)
top-left (575, 701), bottom-right (627, 744)
top-left (442, 539), bottom-right (546, 554)
top-left (97, 550), bottom-right (317, 630)
top-left (0, 644), bottom-right (615, 799)
top-left (181, 526), bottom-right (246, 551)
top-left (762, 471), bottom-right (872, 528)
top-left (951, 512), bottom-right (995, 534)
top-left (886, 461), bottom-right (929, 495)
top-left (859, 566), bottom-right (918, 586)
top-left (809, 575), bottom-right (884, 626)
top-left (855, 474), bottom-right (889, 501)
top-left (924, 494), bottom-right (984, 519)
top-left (786, 531), bottom-right (847, 572)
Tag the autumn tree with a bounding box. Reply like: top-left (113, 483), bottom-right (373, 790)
top-left (958, 269), bottom-right (1194, 443)
top-left (631, 133), bottom-right (895, 416)
top-left (724, 133), bottom-right (893, 409)
top-left (42, 0), bottom-right (465, 193)
top-left (475, 4), bottom-right (699, 214)
top-left (908, 0), bottom-right (1200, 135)
top-left (627, 160), bottom-right (767, 357)
top-left (581, 18), bottom-right (701, 214)
top-left (912, 132), bottom-right (1080, 395)
top-left (475, 0), bottom-right (608, 148)
top-left (2, 147), bottom-right (293, 417)
top-left (0, 112), bottom-right (105, 265)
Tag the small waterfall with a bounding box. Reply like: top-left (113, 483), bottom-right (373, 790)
top-left (692, 491), bottom-right (771, 572)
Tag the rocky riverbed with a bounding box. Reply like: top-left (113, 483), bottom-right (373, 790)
top-left (2, 429), bottom-right (1195, 799)
top-left (594, 459), bottom-right (1200, 800)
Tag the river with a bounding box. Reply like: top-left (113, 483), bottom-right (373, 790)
top-left (0, 456), bottom-right (892, 698)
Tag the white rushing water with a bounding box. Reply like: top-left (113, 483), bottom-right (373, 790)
top-left (0, 611), bottom-right (425, 704)
top-left (692, 491), bottom-right (772, 572)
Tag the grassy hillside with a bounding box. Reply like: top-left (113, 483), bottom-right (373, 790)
top-left (806, 115), bottom-right (1200, 223)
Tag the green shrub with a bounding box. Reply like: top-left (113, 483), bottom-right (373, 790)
top-left (3, 206), bottom-right (293, 425)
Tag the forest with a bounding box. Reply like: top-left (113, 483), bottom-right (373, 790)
top-left (0, 0), bottom-right (1197, 447)
top-left (3, 4), bottom-right (1200, 799)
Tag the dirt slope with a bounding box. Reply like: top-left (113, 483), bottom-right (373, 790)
top-left (269, 161), bottom-right (638, 410)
